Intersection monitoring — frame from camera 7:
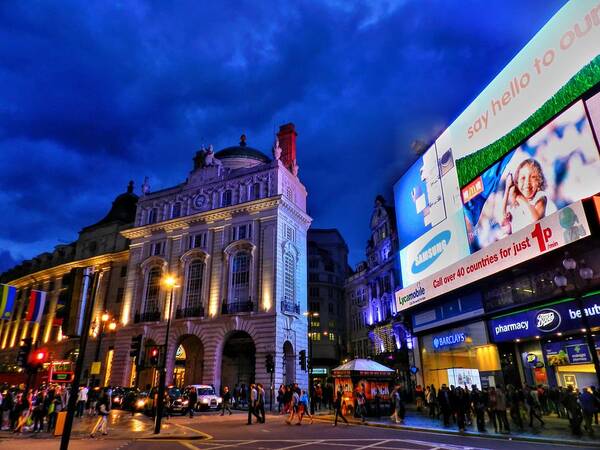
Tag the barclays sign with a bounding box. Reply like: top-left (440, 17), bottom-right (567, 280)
top-left (432, 332), bottom-right (467, 350)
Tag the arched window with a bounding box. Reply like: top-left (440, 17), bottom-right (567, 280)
top-left (186, 260), bottom-right (204, 309)
top-left (144, 267), bottom-right (161, 313)
top-left (230, 251), bottom-right (250, 303)
top-left (221, 190), bottom-right (232, 207)
top-left (251, 183), bottom-right (261, 200)
top-left (283, 252), bottom-right (296, 303)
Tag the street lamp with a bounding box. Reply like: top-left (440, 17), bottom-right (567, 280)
top-left (92, 311), bottom-right (118, 387)
top-left (553, 254), bottom-right (600, 387)
top-left (154, 274), bottom-right (179, 435)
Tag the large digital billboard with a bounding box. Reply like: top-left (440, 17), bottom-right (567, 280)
top-left (462, 100), bottom-right (600, 252)
top-left (393, 1), bottom-right (600, 292)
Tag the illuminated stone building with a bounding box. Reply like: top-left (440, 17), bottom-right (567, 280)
top-left (0, 183), bottom-right (137, 385)
top-left (111, 125), bottom-right (311, 392)
top-left (345, 195), bottom-right (411, 381)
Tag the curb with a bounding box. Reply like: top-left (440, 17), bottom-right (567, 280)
top-left (312, 416), bottom-right (600, 448)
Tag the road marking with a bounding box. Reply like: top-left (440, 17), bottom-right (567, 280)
top-left (174, 422), bottom-right (213, 440)
top-left (275, 441), bottom-right (324, 450)
top-left (179, 441), bottom-right (201, 450)
top-left (353, 440), bottom-right (391, 450)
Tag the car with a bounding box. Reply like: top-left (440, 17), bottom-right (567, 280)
top-left (111, 387), bottom-right (139, 410)
top-left (135, 391), bottom-right (149, 412)
top-left (142, 386), bottom-right (188, 416)
top-left (184, 384), bottom-right (223, 411)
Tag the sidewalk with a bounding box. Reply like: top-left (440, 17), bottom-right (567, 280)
top-left (0, 410), bottom-right (207, 441)
top-left (313, 406), bottom-right (600, 447)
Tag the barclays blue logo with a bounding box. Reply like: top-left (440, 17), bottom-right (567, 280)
top-left (411, 230), bottom-right (451, 274)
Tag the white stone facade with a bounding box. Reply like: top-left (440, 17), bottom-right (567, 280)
top-left (111, 134), bottom-right (311, 393)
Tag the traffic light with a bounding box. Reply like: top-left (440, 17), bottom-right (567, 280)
top-left (265, 353), bottom-right (274, 373)
top-left (299, 350), bottom-right (307, 371)
top-left (130, 334), bottom-right (143, 358)
top-left (28, 348), bottom-right (49, 370)
top-left (149, 347), bottom-right (159, 367)
top-left (16, 337), bottom-right (32, 368)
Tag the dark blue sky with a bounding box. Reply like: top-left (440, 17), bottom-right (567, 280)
top-left (0, 0), bottom-right (567, 271)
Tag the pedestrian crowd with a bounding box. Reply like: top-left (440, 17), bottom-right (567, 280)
top-left (0, 383), bottom-right (112, 437)
top-left (413, 383), bottom-right (600, 436)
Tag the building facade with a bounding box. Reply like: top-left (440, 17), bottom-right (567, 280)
top-left (345, 196), bottom-right (411, 381)
top-left (0, 182), bottom-right (138, 386)
top-left (307, 229), bottom-right (349, 382)
top-left (111, 125), bottom-right (312, 393)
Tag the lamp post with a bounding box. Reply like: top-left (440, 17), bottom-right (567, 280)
top-left (91, 312), bottom-right (117, 387)
top-left (303, 311), bottom-right (318, 414)
top-left (154, 274), bottom-right (178, 435)
top-left (553, 254), bottom-right (600, 388)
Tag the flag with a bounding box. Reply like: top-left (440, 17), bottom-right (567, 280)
top-left (26, 290), bottom-right (47, 323)
top-left (0, 284), bottom-right (16, 320)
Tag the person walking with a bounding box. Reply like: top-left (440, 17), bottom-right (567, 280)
top-left (438, 384), bottom-right (452, 427)
top-left (333, 387), bottom-right (348, 426)
top-left (286, 387), bottom-right (300, 425)
top-left (525, 385), bottom-right (544, 428)
top-left (257, 384), bottom-right (266, 423)
top-left (355, 384), bottom-right (367, 423)
top-left (580, 387), bottom-right (596, 435)
top-left (90, 392), bottom-right (110, 437)
top-left (76, 386), bottom-right (87, 418)
top-left (188, 387), bottom-right (198, 418)
top-left (221, 386), bottom-right (233, 416)
top-left (495, 387), bottom-right (510, 433)
top-left (247, 384), bottom-right (260, 425)
top-left (471, 385), bottom-right (487, 432)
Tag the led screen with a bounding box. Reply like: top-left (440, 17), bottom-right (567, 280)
top-left (462, 100), bottom-right (600, 252)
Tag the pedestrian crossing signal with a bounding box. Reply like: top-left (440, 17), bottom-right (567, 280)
top-left (299, 350), bottom-right (307, 371)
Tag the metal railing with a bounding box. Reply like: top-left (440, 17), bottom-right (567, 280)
top-left (134, 310), bottom-right (161, 323)
top-left (221, 300), bottom-right (254, 314)
top-left (175, 305), bottom-right (205, 319)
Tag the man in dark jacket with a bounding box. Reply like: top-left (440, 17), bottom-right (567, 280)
top-left (187, 387), bottom-right (198, 418)
top-left (438, 384), bottom-right (452, 427)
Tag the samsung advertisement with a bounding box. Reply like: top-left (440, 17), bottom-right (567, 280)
top-left (393, 1), bottom-right (600, 291)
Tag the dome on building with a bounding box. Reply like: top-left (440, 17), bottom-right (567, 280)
top-left (215, 134), bottom-right (271, 169)
top-left (81, 181), bottom-right (138, 231)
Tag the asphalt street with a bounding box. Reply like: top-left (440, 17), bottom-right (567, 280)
top-left (1, 411), bottom-right (599, 450)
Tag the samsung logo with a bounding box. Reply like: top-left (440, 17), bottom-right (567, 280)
top-left (411, 230), bottom-right (451, 274)
top-left (535, 309), bottom-right (561, 332)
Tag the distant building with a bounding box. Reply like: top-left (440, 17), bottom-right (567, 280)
top-left (307, 229), bottom-right (350, 382)
top-left (345, 195), bottom-right (412, 384)
top-left (112, 126), bottom-right (312, 392)
top-left (0, 182), bottom-right (138, 385)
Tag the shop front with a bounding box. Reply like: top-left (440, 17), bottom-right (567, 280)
top-left (420, 321), bottom-right (501, 390)
top-left (488, 294), bottom-right (600, 389)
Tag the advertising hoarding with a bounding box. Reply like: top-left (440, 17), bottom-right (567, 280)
top-left (447, 368), bottom-right (481, 390)
top-left (395, 201), bottom-right (591, 312)
top-left (462, 100), bottom-right (600, 252)
top-left (393, 2), bottom-right (600, 290)
top-left (488, 296), bottom-right (600, 342)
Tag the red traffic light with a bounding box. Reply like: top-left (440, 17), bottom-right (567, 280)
top-left (150, 348), bottom-right (158, 357)
top-left (28, 347), bottom-right (49, 368)
top-left (34, 350), bottom-right (46, 361)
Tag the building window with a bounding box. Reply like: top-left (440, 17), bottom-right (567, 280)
top-left (231, 224), bottom-right (252, 241)
top-left (309, 287), bottom-right (319, 298)
top-left (230, 251), bottom-right (250, 303)
top-left (251, 183), bottom-right (261, 200)
top-left (284, 252), bottom-right (296, 304)
top-left (328, 303), bottom-right (334, 314)
top-left (151, 241), bottom-right (164, 256)
top-left (309, 301), bottom-right (319, 312)
top-left (172, 202), bottom-right (182, 219)
top-left (311, 332), bottom-right (321, 341)
top-left (186, 260), bottom-right (204, 309)
top-left (285, 224), bottom-right (295, 242)
top-left (189, 233), bottom-right (207, 249)
top-left (221, 190), bottom-right (232, 207)
top-left (310, 318), bottom-right (320, 329)
top-left (144, 267), bottom-right (161, 313)
top-left (309, 273), bottom-right (319, 282)
top-left (329, 332), bottom-right (336, 342)
top-left (148, 208), bottom-right (158, 224)
top-left (115, 287), bottom-right (124, 304)
top-left (309, 259), bottom-right (319, 270)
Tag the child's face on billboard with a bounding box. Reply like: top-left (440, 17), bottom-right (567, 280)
top-left (516, 164), bottom-right (541, 200)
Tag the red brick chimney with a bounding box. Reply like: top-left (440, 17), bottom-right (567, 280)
top-left (277, 123), bottom-right (297, 172)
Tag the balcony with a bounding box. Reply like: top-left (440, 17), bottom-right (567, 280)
top-left (221, 300), bottom-right (254, 314)
top-left (281, 300), bottom-right (300, 315)
top-left (134, 310), bottom-right (161, 323)
top-left (175, 305), bottom-right (205, 319)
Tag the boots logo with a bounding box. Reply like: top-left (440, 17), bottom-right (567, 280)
top-left (535, 309), bottom-right (561, 332)
top-left (411, 230), bottom-right (451, 274)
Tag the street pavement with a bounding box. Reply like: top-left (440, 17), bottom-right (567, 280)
top-left (2, 409), bottom-right (600, 450)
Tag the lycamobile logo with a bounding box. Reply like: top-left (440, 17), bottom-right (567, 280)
top-left (411, 230), bottom-right (451, 274)
top-left (398, 283), bottom-right (425, 306)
